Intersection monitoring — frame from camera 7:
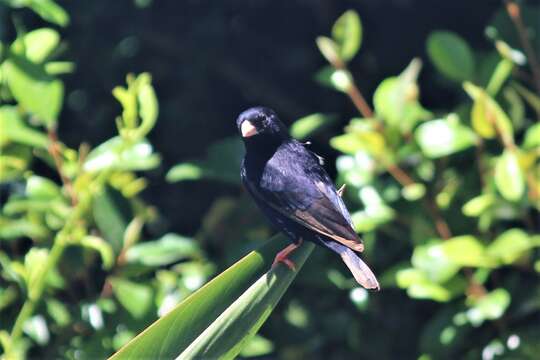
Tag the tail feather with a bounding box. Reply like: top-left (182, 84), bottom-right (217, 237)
top-left (322, 239), bottom-right (379, 290)
top-left (340, 247), bottom-right (380, 290)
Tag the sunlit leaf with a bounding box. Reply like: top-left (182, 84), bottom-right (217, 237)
top-left (313, 66), bottom-right (352, 93)
top-left (464, 82), bottom-right (513, 142)
top-left (402, 183), bottom-right (426, 201)
top-left (332, 10), bottom-right (362, 61)
top-left (466, 288), bottom-right (510, 326)
top-left (426, 31), bottom-right (474, 81)
top-left (239, 335), bottom-right (274, 357)
top-left (126, 233), bottom-right (200, 267)
top-left (494, 150), bottom-right (525, 202)
top-left (415, 116), bottom-right (477, 158)
top-left (523, 123), bottom-right (540, 149)
top-left (439, 236), bottom-right (494, 267)
top-left (411, 242), bottom-right (460, 283)
top-left (0, 106), bottom-right (49, 148)
top-left (84, 136), bottom-right (160, 172)
top-left (373, 59), bottom-right (430, 132)
top-left (330, 130), bottom-right (384, 157)
top-left (487, 229), bottom-right (535, 265)
top-left (136, 77), bottom-right (158, 138)
top-left (80, 235), bottom-right (115, 270)
top-left (26, 176), bottom-right (61, 200)
top-left (4, 55), bottom-right (63, 128)
top-left (462, 194), bottom-right (495, 217)
top-left (176, 243), bottom-right (313, 359)
top-left (11, 28), bottom-right (60, 63)
top-left (486, 58), bottom-right (513, 96)
top-left (316, 36), bottom-right (340, 65)
top-left (110, 235), bottom-right (311, 359)
top-left (25, 0), bottom-right (69, 26)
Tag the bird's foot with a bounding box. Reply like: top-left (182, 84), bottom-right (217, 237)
top-left (272, 239), bottom-right (303, 271)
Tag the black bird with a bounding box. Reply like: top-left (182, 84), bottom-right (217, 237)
top-left (237, 107), bottom-right (379, 290)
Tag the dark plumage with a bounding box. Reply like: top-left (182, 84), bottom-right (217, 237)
top-left (237, 107), bottom-right (379, 290)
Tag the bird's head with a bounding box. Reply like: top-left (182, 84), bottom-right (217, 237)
top-left (236, 107), bottom-right (289, 144)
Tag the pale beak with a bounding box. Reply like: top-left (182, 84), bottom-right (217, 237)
top-left (241, 120), bottom-right (258, 138)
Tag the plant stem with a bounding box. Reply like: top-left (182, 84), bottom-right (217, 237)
top-left (504, 0), bottom-right (540, 93)
top-left (7, 193), bottom-right (91, 356)
top-left (48, 129), bottom-right (78, 206)
top-left (8, 240), bottom-right (67, 346)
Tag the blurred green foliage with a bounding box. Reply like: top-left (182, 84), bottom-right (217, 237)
top-left (1, 1), bottom-right (539, 359)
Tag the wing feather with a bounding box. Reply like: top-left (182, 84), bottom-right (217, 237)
top-left (243, 145), bottom-right (364, 252)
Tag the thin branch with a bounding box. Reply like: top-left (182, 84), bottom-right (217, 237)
top-left (505, 0), bottom-right (540, 93)
top-left (48, 129), bottom-right (78, 206)
top-left (331, 58), bottom-right (374, 119)
top-left (422, 198), bottom-right (452, 240)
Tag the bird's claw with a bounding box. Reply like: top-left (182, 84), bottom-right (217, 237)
top-left (272, 257), bottom-right (296, 271)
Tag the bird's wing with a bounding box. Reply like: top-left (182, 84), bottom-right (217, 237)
top-left (244, 145), bottom-right (364, 252)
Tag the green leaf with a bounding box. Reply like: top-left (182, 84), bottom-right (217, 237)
top-left (136, 78), bottom-right (159, 138)
top-left (332, 10), bottom-right (362, 61)
top-left (487, 229), bottom-right (534, 265)
top-left (80, 236), bottom-right (115, 270)
top-left (46, 298), bottom-right (71, 327)
top-left (462, 194), bottom-right (495, 217)
top-left (125, 233), bottom-right (200, 267)
top-left (426, 31), bottom-right (475, 81)
top-left (290, 113), bottom-right (336, 140)
top-left (110, 235), bottom-right (311, 360)
top-left (494, 150), bottom-right (525, 202)
top-left (466, 288), bottom-right (510, 326)
top-left (26, 0), bottom-right (70, 27)
top-left (84, 136), bottom-right (160, 172)
top-left (512, 82), bottom-right (540, 115)
top-left (165, 163), bottom-right (204, 182)
top-left (0, 106), bottom-right (49, 148)
top-left (0, 217), bottom-right (48, 240)
top-left (440, 236), bottom-right (494, 267)
top-left (523, 123), bottom-right (540, 149)
top-left (313, 66), bottom-right (352, 93)
top-left (401, 183), bottom-right (426, 201)
top-left (176, 243), bottom-right (313, 359)
top-left (464, 82), bottom-right (514, 141)
top-left (26, 176), bottom-right (61, 200)
top-left (24, 248), bottom-right (49, 293)
top-left (239, 335), bottom-right (274, 357)
top-left (166, 137), bottom-right (243, 185)
top-left (92, 185), bottom-right (131, 253)
top-left (4, 55), bottom-right (63, 128)
top-left (110, 278), bottom-right (153, 319)
top-left (486, 58), bottom-right (513, 96)
top-left (330, 128), bottom-right (385, 157)
top-left (44, 61), bottom-right (75, 75)
top-left (316, 36), bottom-right (340, 65)
top-left (414, 115), bottom-right (477, 158)
top-left (411, 242), bottom-right (460, 283)
top-left (407, 280), bottom-right (452, 302)
top-left (373, 59), bottom-right (431, 132)
top-left (12, 28), bottom-right (60, 63)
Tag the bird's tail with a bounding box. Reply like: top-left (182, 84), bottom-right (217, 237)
top-left (322, 240), bottom-right (380, 290)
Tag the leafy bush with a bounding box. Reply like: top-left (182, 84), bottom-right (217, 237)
top-left (1, 1), bottom-right (539, 359)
